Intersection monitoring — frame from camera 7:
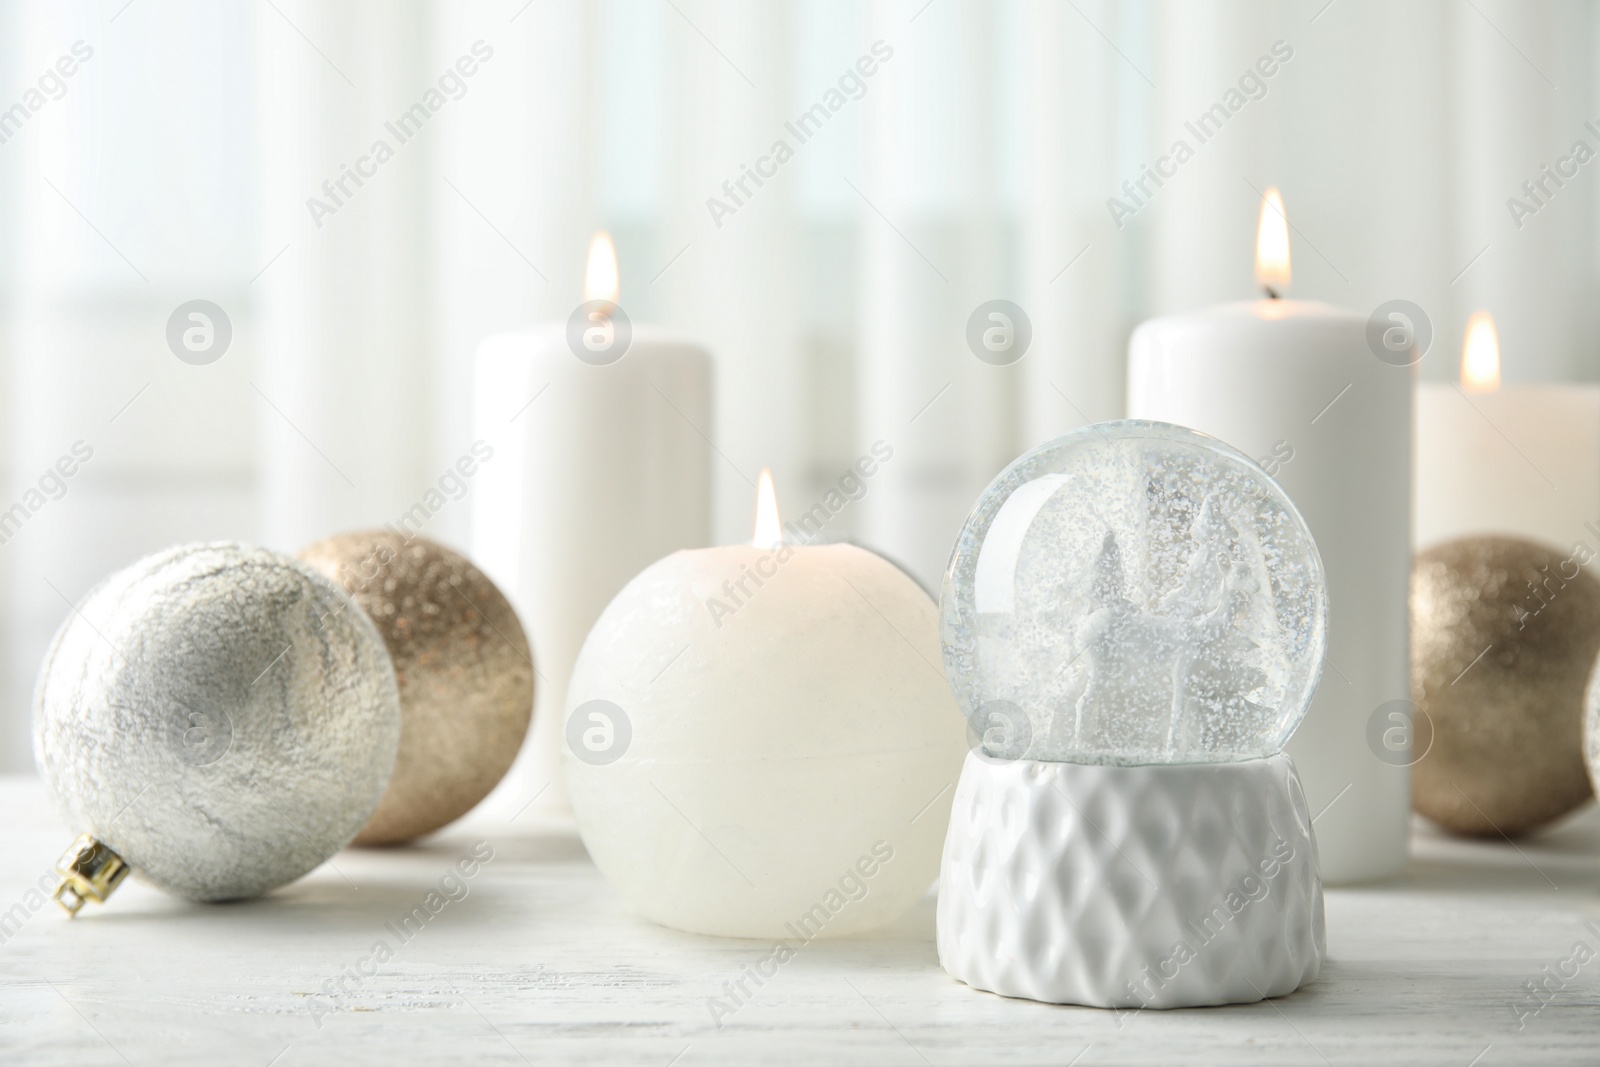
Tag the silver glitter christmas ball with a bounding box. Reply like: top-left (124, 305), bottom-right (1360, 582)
top-left (33, 542), bottom-right (401, 902)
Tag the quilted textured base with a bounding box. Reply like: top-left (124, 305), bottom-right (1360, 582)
top-left (937, 750), bottom-right (1325, 1008)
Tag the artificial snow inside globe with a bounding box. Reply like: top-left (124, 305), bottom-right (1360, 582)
top-left (935, 420), bottom-right (1327, 1009)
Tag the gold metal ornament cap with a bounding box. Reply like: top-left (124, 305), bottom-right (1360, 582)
top-left (52, 834), bottom-right (132, 917)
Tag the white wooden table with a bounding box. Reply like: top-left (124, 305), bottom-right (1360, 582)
top-left (1, 774), bottom-right (1595, 1065)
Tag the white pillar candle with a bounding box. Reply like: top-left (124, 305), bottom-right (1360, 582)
top-left (563, 472), bottom-right (968, 938)
top-left (471, 235), bottom-right (712, 814)
top-left (1416, 312), bottom-right (1600, 561)
top-left (1126, 191), bottom-right (1412, 883)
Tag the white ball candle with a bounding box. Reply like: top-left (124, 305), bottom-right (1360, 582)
top-left (472, 234), bottom-right (712, 815)
top-left (1416, 311), bottom-right (1600, 564)
top-left (1126, 190), bottom-right (1412, 883)
top-left (564, 472), bottom-right (969, 939)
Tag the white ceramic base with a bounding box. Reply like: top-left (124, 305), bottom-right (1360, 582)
top-left (937, 750), bottom-right (1325, 1008)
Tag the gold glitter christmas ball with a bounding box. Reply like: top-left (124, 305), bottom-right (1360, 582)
top-left (299, 531), bottom-right (534, 845)
top-left (1411, 536), bottom-right (1599, 836)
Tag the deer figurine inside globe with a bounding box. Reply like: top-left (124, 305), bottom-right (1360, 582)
top-left (937, 419), bottom-right (1327, 1009)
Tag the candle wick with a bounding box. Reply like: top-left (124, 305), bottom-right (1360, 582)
top-left (1262, 286), bottom-right (1280, 300)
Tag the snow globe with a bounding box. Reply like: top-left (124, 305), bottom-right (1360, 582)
top-left (937, 420), bottom-right (1327, 1008)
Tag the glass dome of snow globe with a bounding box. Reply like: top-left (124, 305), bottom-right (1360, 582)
top-left (941, 419), bottom-right (1327, 766)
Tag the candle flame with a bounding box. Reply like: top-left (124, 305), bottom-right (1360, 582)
top-left (1461, 310), bottom-right (1500, 393)
top-left (753, 468), bottom-right (782, 549)
top-left (1254, 187), bottom-right (1291, 296)
top-left (584, 231), bottom-right (620, 305)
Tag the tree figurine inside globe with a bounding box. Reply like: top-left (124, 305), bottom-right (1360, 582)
top-left (937, 420), bottom-right (1327, 1009)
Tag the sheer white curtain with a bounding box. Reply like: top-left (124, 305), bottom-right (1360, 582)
top-left (1, 0), bottom-right (1596, 769)
top-left (256, 0), bottom-right (437, 550)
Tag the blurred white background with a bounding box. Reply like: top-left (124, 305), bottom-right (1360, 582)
top-left (0, 0), bottom-right (1594, 770)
